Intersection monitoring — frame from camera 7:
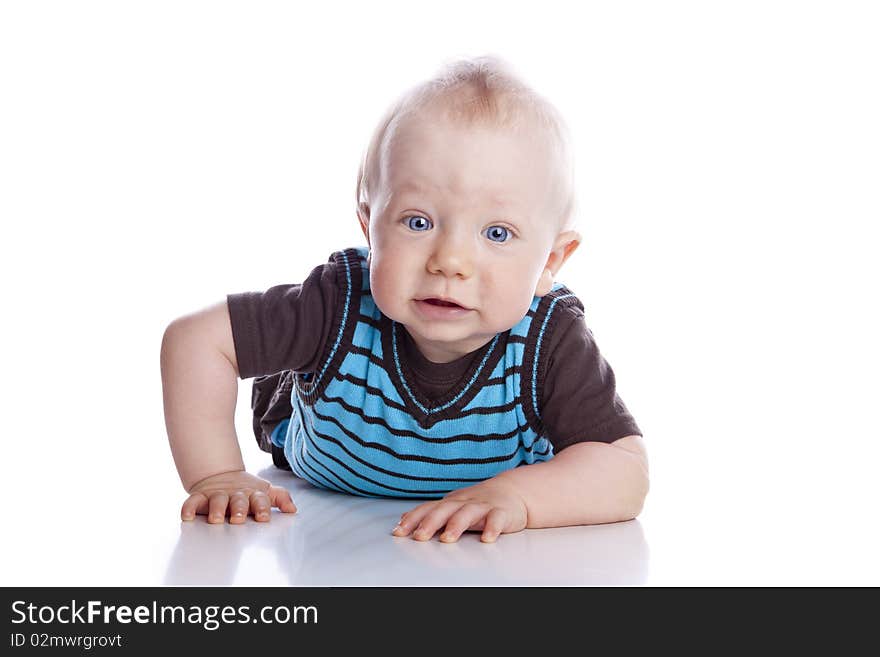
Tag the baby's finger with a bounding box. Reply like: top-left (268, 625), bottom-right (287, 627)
top-left (480, 508), bottom-right (508, 543)
top-left (412, 502), bottom-right (465, 542)
top-left (181, 493), bottom-right (208, 521)
top-left (392, 502), bottom-right (437, 537)
top-left (207, 493), bottom-right (230, 524)
top-left (440, 503), bottom-right (488, 543)
top-left (228, 492), bottom-right (249, 524)
top-left (268, 485), bottom-right (297, 514)
top-left (249, 490), bottom-right (272, 522)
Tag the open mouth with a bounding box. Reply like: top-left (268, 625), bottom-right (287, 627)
top-left (423, 298), bottom-right (462, 308)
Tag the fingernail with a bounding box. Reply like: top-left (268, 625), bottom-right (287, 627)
top-left (440, 532), bottom-right (453, 542)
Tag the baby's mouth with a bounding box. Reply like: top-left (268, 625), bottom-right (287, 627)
top-left (415, 297), bottom-right (473, 312)
top-left (423, 298), bottom-right (461, 308)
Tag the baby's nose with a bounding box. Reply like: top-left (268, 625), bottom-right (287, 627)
top-left (427, 241), bottom-right (474, 278)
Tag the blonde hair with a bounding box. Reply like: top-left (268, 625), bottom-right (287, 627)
top-left (356, 55), bottom-right (576, 232)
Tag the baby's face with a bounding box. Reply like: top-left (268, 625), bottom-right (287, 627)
top-left (361, 110), bottom-right (571, 363)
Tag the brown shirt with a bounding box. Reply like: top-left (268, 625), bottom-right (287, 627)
top-left (228, 259), bottom-right (641, 451)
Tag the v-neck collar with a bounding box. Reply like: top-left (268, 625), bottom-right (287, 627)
top-left (400, 326), bottom-right (480, 384)
top-left (379, 315), bottom-right (506, 429)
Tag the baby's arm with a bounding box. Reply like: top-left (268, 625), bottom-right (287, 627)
top-left (493, 434), bottom-right (648, 526)
top-left (160, 301), bottom-right (297, 523)
top-left (393, 435), bottom-right (648, 542)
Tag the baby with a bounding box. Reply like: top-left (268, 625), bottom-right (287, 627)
top-left (160, 56), bottom-right (649, 543)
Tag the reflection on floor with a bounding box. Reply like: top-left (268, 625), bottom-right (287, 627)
top-left (163, 467), bottom-right (649, 586)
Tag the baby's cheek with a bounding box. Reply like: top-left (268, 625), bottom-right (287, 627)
top-left (369, 266), bottom-right (403, 318)
top-left (489, 285), bottom-right (534, 329)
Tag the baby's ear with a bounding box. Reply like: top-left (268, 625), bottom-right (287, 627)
top-left (534, 230), bottom-right (582, 296)
top-left (357, 202), bottom-right (371, 245)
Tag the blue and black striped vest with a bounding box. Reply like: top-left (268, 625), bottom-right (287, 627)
top-left (269, 247), bottom-right (583, 498)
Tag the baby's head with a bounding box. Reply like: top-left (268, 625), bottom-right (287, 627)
top-left (356, 56), bottom-right (582, 363)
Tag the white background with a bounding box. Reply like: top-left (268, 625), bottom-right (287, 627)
top-left (1, 1), bottom-right (878, 585)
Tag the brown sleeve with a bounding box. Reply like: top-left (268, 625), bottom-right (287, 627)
top-left (226, 261), bottom-right (339, 379)
top-left (539, 307), bottom-right (642, 451)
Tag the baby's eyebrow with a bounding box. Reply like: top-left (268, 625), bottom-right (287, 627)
top-left (393, 182), bottom-right (516, 207)
top-left (391, 181), bottom-right (431, 196)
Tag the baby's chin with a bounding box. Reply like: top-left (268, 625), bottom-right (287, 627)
top-left (375, 293), bottom-right (526, 339)
top-left (405, 318), bottom-right (512, 349)
top-left (403, 327), bottom-right (498, 363)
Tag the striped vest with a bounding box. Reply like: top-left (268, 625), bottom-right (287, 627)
top-left (270, 246), bottom-right (583, 499)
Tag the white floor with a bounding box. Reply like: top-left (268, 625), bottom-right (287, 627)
top-left (3, 418), bottom-right (878, 587)
top-left (162, 471), bottom-right (651, 587)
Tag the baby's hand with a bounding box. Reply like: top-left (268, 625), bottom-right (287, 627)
top-left (181, 470), bottom-right (297, 524)
top-left (392, 478), bottom-right (527, 543)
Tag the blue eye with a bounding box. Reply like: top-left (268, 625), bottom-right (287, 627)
top-left (485, 225), bottom-right (511, 243)
top-left (406, 216), bottom-right (432, 231)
